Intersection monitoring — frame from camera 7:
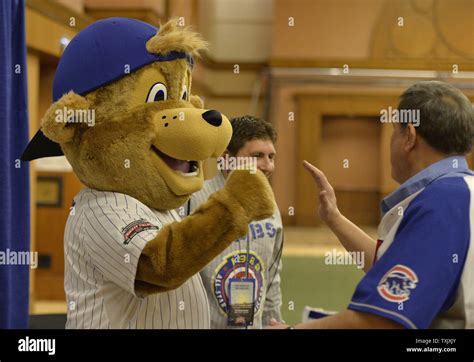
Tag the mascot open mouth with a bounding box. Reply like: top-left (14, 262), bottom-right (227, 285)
top-left (151, 145), bottom-right (199, 177)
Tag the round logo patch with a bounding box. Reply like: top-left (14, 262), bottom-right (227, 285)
top-left (212, 251), bottom-right (265, 316)
top-left (377, 264), bottom-right (418, 303)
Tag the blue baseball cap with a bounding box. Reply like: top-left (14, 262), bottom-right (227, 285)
top-left (22, 17), bottom-right (192, 161)
top-left (53, 17), bottom-right (193, 101)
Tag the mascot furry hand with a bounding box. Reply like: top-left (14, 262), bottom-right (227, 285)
top-left (22, 18), bottom-right (275, 329)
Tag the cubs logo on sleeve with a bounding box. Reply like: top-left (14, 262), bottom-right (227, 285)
top-left (377, 264), bottom-right (418, 303)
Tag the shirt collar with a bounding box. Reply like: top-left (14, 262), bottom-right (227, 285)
top-left (381, 155), bottom-right (472, 215)
top-left (216, 170), bottom-right (226, 186)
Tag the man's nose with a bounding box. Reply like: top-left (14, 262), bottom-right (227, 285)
top-left (259, 158), bottom-right (274, 173)
top-left (202, 110), bottom-right (222, 127)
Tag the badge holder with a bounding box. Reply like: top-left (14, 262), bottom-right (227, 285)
top-left (227, 278), bottom-right (255, 327)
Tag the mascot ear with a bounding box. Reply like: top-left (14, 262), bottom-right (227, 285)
top-left (41, 91), bottom-right (91, 143)
top-left (189, 94), bottom-right (204, 109)
top-left (146, 18), bottom-right (208, 57)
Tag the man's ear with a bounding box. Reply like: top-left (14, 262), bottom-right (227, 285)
top-left (41, 91), bottom-right (90, 143)
top-left (189, 94), bottom-right (204, 109)
top-left (404, 123), bottom-right (417, 152)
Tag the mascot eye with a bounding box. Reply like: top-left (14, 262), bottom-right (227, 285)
top-left (181, 85), bottom-right (188, 101)
top-left (146, 83), bottom-right (168, 103)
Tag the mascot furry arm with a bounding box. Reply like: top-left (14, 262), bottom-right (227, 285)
top-left (135, 169), bottom-right (274, 295)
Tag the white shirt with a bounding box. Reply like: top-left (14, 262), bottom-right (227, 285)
top-left (64, 188), bottom-right (210, 329)
top-left (187, 172), bottom-right (283, 329)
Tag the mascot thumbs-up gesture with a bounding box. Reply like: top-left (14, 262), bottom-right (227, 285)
top-left (22, 18), bottom-right (275, 329)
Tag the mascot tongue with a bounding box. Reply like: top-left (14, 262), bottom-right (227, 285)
top-left (154, 146), bottom-right (190, 173)
top-left (165, 156), bottom-right (190, 173)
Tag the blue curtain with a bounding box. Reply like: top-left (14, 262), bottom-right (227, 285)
top-left (0, 0), bottom-right (30, 328)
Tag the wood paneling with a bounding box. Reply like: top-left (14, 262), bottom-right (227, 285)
top-left (272, 0), bottom-right (474, 71)
top-left (27, 0), bottom-right (92, 29)
top-left (320, 117), bottom-right (380, 190)
top-left (293, 93), bottom-right (400, 226)
top-left (295, 102), bottom-right (322, 226)
top-left (26, 8), bottom-right (80, 57)
top-left (273, 0), bottom-right (382, 60)
top-left (380, 122), bottom-right (398, 194)
top-left (35, 172), bottom-right (83, 300)
top-left (336, 190), bottom-right (381, 226)
top-left (85, 9), bottom-right (161, 26)
top-left (270, 58), bottom-right (474, 71)
top-left (39, 63), bottom-right (56, 116)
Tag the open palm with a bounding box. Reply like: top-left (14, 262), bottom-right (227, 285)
top-left (303, 160), bottom-right (341, 224)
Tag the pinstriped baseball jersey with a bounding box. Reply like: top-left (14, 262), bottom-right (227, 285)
top-left (188, 171), bottom-right (283, 329)
top-left (64, 188), bottom-right (210, 329)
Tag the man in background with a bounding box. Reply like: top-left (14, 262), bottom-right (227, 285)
top-left (188, 115), bottom-right (283, 329)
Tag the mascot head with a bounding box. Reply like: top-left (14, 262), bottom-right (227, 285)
top-left (22, 18), bottom-right (231, 210)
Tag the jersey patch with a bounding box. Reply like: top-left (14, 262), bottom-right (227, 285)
top-left (377, 264), bottom-right (418, 303)
top-left (212, 251), bottom-right (265, 317)
top-left (121, 219), bottom-right (159, 245)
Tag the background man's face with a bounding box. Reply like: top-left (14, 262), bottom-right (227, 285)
top-left (235, 138), bottom-right (276, 178)
top-left (390, 123), bottom-right (408, 184)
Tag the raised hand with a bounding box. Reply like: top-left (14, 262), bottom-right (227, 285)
top-left (303, 160), bottom-right (341, 225)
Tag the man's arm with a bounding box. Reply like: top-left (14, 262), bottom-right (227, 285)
top-left (303, 161), bottom-right (376, 272)
top-left (326, 214), bottom-right (376, 273)
top-left (270, 309), bottom-right (404, 329)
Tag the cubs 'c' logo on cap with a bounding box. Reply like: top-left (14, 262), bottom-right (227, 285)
top-left (377, 264), bottom-right (418, 303)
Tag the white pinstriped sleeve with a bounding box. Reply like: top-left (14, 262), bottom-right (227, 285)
top-left (262, 223), bottom-right (283, 326)
top-left (81, 190), bottom-right (162, 296)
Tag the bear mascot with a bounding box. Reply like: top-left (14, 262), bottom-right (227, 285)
top-left (22, 18), bottom-right (275, 329)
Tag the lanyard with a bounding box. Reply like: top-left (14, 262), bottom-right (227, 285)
top-left (236, 232), bottom-right (250, 279)
top-left (245, 233), bottom-right (250, 279)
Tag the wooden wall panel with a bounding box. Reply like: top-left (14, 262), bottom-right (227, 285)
top-left (26, 7), bottom-right (82, 57)
top-left (272, 0), bottom-right (474, 70)
top-left (35, 172), bottom-right (83, 300)
top-left (380, 122), bottom-right (398, 195)
top-left (319, 116), bottom-right (382, 225)
top-left (320, 117), bottom-right (380, 190)
top-left (336, 190), bottom-right (381, 226)
top-left (295, 103), bottom-right (322, 225)
top-left (293, 93), bottom-right (400, 226)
